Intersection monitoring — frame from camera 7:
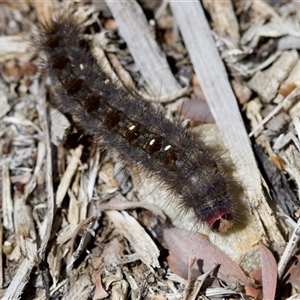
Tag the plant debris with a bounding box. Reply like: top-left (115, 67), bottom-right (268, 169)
top-left (1, 1), bottom-right (300, 299)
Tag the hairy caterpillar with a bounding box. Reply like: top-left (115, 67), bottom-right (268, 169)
top-left (38, 11), bottom-right (235, 233)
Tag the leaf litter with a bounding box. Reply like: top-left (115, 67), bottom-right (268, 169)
top-left (1, 0), bottom-right (300, 299)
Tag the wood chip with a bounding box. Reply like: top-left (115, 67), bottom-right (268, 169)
top-left (106, 210), bottom-right (160, 268)
top-left (248, 50), bottom-right (299, 102)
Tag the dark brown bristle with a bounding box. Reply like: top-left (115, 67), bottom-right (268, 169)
top-left (86, 94), bottom-right (102, 113)
top-left (66, 78), bottom-right (84, 95)
top-left (148, 137), bottom-right (163, 155)
top-left (46, 36), bottom-right (60, 48)
top-left (165, 148), bottom-right (178, 165)
top-left (105, 110), bottom-right (121, 130)
top-left (126, 125), bottom-right (141, 142)
top-left (52, 54), bottom-right (70, 70)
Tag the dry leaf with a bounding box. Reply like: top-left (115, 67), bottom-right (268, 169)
top-left (260, 242), bottom-right (277, 300)
top-left (163, 228), bottom-right (248, 284)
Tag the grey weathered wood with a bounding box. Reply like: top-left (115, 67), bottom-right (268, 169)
top-left (169, 0), bottom-right (285, 247)
top-left (202, 0), bottom-right (240, 45)
top-left (105, 0), bottom-right (181, 97)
